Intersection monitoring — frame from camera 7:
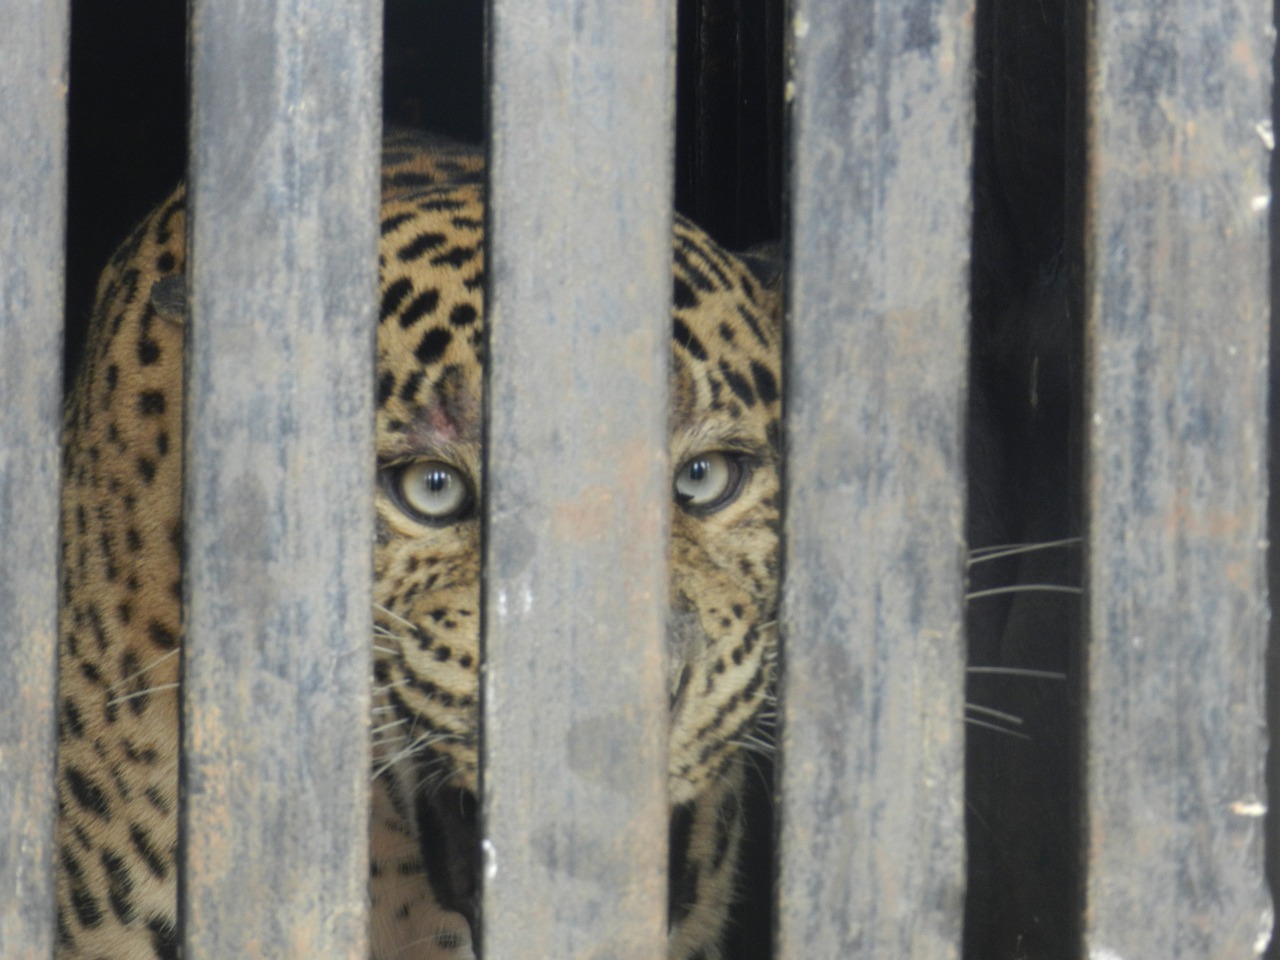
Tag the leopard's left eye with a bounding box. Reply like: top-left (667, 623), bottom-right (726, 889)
top-left (388, 460), bottom-right (473, 523)
top-left (674, 452), bottom-right (748, 514)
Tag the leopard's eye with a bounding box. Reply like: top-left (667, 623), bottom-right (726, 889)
top-left (674, 452), bottom-right (747, 514)
top-left (390, 461), bottom-right (472, 523)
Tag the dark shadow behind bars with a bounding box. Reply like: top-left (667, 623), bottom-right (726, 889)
top-left (0, 2), bottom-right (1274, 960)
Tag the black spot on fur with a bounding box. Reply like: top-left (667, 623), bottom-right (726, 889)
top-left (70, 885), bottom-right (104, 929)
top-left (147, 621), bottom-right (178, 650)
top-left (735, 304), bottom-right (769, 347)
top-left (130, 824), bottom-right (168, 879)
top-left (673, 276), bottom-right (700, 310)
top-left (399, 371), bottom-right (424, 403)
top-left (668, 802), bottom-right (698, 926)
top-left (65, 767), bottom-right (111, 820)
top-left (398, 231), bottom-right (448, 262)
top-left (415, 327), bottom-right (453, 365)
top-left (101, 849), bottom-right (136, 922)
top-left (137, 337), bottom-right (161, 366)
top-left (388, 170), bottom-right (438, 190)
top-left (145, 786), bottom-right (170, 815)
top-left (449, 302), bottom-right (477, 327)
top-left (673, 319), bottom-right (708, 361)
top-left (377, 371), bottom-right (396, 406)
top-left (149, 916), bottom-right (180, 960)
top-left (154, 198), bottom-right (185, 244)
top-left (381, 212), bottom-right (415, 235)
top-left (400, 288), bottom-right (442, 329)
top-left (750, 360), bottom-right (779, 404)
top-left (719, 360), bottom-right (756, 407)
top-left (380, 278), bottom-right (413, 321)
top-left (138, 391), bottom-right (166, 416)
top-left (62, 698), bottom-right (85, 738)
top-left (431, 245), bottom-right (477, 269)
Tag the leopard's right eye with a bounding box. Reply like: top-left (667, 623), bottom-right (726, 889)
top-left (387, 460), bottom-right (473, 524)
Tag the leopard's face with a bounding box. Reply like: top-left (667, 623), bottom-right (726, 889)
top-left (371, 184), bottom-right (781, 810)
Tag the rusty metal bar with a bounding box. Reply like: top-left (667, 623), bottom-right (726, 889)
top-left (777, 1), bottom-right (973, 957)
top-left (182, 2), bottom-right (381, 955)
top-left (1077, 1), bottom-right (1272, 954)
top-left (0, 3), bottom-right (68, 956)
top-left (482, 1), bottom-right (676, 956)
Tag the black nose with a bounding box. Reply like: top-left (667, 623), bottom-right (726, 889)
top-left (416, 784), bottom-right (480, 942)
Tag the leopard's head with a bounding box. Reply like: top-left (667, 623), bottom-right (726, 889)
top-left (371, 163), bottom-right (781, 813)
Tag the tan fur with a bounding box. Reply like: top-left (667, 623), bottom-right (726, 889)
top-left (56, 129), bottom-right (781, 959)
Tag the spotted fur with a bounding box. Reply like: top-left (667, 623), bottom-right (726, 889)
top-left (56, 128), bottom-right (781, 959)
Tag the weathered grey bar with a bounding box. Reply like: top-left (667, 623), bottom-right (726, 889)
top-left (183, 2), bottom-right (381, 955)
top-left (483, 1), bottom-right (676, 956)
top-left (1079, 1), bottom-right (1272, 955)
top-left (0, 4), bottom-right (68, 957)
top-left (778, 1), bottom-right (973, 957)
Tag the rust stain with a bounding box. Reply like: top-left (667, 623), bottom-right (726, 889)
top-left (552, 483), bottom-right (617, 542)
top-left (1231, 37), bottom-right (1260, 82)
top-left (1165, 495), bottom-right (1248, 542)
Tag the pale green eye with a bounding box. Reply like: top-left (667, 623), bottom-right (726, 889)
top-left (395, 461), bottom-right (471, 522)
top-left (674, 452), bottom-right (746, 514)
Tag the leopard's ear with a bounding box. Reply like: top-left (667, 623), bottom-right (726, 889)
top-left (148, 275), bottom-right (186, 325)
top-left (736, 240), bottom-right (785, 292)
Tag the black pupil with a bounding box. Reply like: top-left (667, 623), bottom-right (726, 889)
top-left (688, 460), bottom-right (708, 483)
top-left (426, 469), bottom-right (450, 493)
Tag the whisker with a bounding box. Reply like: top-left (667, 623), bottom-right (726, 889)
top-left (964, 717), bottom-right (1032, 740)
top-left (967, 537), bottom-right (1081, 565)
top-left (967, 666), bottom-right (1066, 680)
top-left (966, 583), bottom-right (1082, 602)
top-left (112, 648), bottom-right (180, 687)
top-left (107, 682), bottom-right (180, 706)
top-left (965, 703), bottom-right (1024, 726)
top-left (373, 602), bottom-right (417, 631)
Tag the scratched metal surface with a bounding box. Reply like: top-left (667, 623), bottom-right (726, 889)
top-left (1076, 1), bottom-right (1272, 955)
top-left (0, 4), bottom-right (68, 956)
top-left (182, 2), bottom-right (381, 955)
top-left (778, 1), bottom-right (974, 957)
top-left (482, 1), bottom-right (676, 957)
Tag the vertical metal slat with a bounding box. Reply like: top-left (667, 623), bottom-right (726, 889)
top-left (183, 2), bottom-right (380, 954)
top-left (778, 1), bottom-right (974, 957)
top-left (483, 1), bottom-right (676, 956)
top-left (0, 3), bottom-right (68, 956)
top-left (1079, 1), bottom-right (1272, 955)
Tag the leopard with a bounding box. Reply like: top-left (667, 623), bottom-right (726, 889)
top-left (55, 127), bottom-right (782, 960)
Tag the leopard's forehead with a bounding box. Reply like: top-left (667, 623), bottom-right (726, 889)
top-left (375, 184), bottom-right (488, 458)
top-left (373, 183), bottom-right (782, 463)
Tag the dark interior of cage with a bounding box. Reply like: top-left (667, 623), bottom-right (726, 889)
top-left (68, 2), bottom-right (1270, 959)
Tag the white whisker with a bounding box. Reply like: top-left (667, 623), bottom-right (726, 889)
top-left (967, 537), bottom-right (1081, 564)
top-left (964, 717), bottom-right (1032, 740)
top-left (965, 703), bottom-right (1024, 726)
top-left (967, 666), bottom-right (1065, 680)
top-left (966, 583), bottom-right (1082, 602)
top-left (107, 682), bottom-right (179, 706)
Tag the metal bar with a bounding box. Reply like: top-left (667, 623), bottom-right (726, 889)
top-left (0, 4), bottom-right (69, 955)
top-left (183, 2), bottom-right (380, 955)
top-left (483, 1), bottom-right (676, 956)
top-left (778, 1), bottom-right (973, 957)
top-left (0, 3), bottom-right (68, 956)
top-left (1078, 1), bottom-right (1272, 954)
